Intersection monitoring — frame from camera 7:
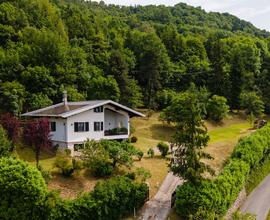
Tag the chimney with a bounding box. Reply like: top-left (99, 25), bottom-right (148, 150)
top-left (63, 90), bottom-right (69, 111)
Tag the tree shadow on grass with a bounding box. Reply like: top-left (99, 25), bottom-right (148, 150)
top-left (150, 124), bottom-right (175, 142)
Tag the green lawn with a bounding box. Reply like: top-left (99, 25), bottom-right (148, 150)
top-left (209, 122), bottom-right (250, 144)
top-left (14, 145), bottom-right (56, 170)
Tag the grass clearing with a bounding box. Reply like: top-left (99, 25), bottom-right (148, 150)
top-left (131, 113), bottom-right (175, 152)
top-left (206, 122), bottom-right (252, 172)
top-left (208, 122), bottom-right (250, 144)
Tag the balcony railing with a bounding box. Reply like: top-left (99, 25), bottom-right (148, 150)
top-left (104, 127), bottom-right (128, 136)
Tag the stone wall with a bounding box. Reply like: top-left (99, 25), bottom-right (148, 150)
top-left (225, 188), bottom-right (247, 219)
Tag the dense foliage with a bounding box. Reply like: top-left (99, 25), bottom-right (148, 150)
top-left (0, 113), bottom-right (20, 144)
top-left (207, 95), bottom-right (229, 122)
top-left (49, 176), bottom-right (148, 220)
top-left (0, 157), bottom-right (149, 220)
top-left (81, 139), bottom-right (143, 177)
top-left (175, 124), bottom-right (270, 218)
top-left (0, 0), bottom-right (270, 112)
top-left (157, 141), bottom-right (169, 157)
top-left (0, 125), bottom-right (12, 157)
top-left (0, 157), bottom-right (47, 220)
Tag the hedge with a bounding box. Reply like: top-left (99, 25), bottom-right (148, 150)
top-left (0, 157), bottom-right (149, 220)
top-left (47, 176), bottom-right (148, 220)
top-left (0, 157), bottom-right (47, 220)
top-left (175, 124), bottom-right (270, 218)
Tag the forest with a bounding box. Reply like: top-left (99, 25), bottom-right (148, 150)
top-left (1, 0), bottom-right (270, 115)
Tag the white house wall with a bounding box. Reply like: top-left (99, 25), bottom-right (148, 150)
top-left (49, 118), bottom-right (67, 142)
top-left (66, 109), bottom-right (104, 142)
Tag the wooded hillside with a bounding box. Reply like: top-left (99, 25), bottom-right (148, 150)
top-left (1, 0), bottom-right (270, 114)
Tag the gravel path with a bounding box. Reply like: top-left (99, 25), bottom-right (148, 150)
top-left (137, 172), bottom-right (183, 220)
top-left (241, 173), bottom-right (270, 220)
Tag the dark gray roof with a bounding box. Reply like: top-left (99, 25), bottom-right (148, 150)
top-left (22, 100), bottom-right (145, 118)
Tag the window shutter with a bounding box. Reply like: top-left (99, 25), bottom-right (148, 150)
top-left (85, 122), bottom-right (89, 131)
top-left (101, 122), bottom-right (103, 131)
top-left (74, 122), bottom-right (78, 132)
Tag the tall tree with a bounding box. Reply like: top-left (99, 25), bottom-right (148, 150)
top-left (128, 31), bottom-right (170, 107)
top-left (108, 49), bottom-right (142, 108)
top-left (0, 81), bottom-right (25, 116)
top-left (161, 91), bottom-right (213, 184)
top-left (0, 113), bottom-right (20, 146)
top-left (23, 118), bottom-right (51, 166)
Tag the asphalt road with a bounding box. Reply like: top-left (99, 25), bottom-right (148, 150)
top-left (137, 172), bottom-right (182, 220)
top-left (241, 173), bottom-right (270, 220)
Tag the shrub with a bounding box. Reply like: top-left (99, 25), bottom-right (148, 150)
top-left (37, 165), bottom-right (52, 184)
top-left (0, 125), bottom-right (12, 157)
top-left (175, 124), bottom-right (270, 218)
top-left (64, 148), bottom-right (71, 156)
top-left (147, 148), bottom-right (155, 158)
top-left (130, 136), bottom-right (138, 143)
top-left (54, 156), bottom-right (81, 177)
top-left (207, 95), bottom-right (229, 122)
top-left (90, 176), bottom-right (149, 219)
top-left (136, 150), bottom-right (144, 160)
top-left (93, 162), bottom-right (113, 177)
top-left (135, 167), bottom-right (151, 183)
top-left (125, 172), bottom-right (136, 180)
top-left (157, 142), bottom-right (169, 157)
top-left (0, 157), bottom-right (47, 220)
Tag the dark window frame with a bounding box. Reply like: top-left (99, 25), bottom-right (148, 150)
top-left (94, 122), bottom-right (103, 131)
top-left (74, 122), bottom-right (89, 132)
top-left (50, 122), bottom-right (56, 132)
top-left (94, 106), bottom-right (103, 113)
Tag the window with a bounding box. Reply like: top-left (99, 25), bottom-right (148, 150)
top-left (50, 122), bottom-right (56, 132)
top-left (94, 106), bottom-right (103, 113)
top-left (74, 122), bottom-right (89, 132)
top-left (94, 122), bottom-right (103, 131)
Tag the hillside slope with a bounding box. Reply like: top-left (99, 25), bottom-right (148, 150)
top-left (1, 0), bottom-right (270, 115)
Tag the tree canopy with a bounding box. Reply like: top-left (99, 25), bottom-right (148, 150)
top-left (0, 0), bottom-right (270, 112)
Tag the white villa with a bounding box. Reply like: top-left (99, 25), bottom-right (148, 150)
top-left (22, 92), bottom-right (144, 152)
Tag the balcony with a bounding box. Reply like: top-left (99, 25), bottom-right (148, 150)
top-left (104, 127), bottom-right (128, 136)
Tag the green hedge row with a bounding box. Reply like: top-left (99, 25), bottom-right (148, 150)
top-left (0, 157), bottom-right (149, 220)
top-left (175, 124), bottom-right (270, 218)
top-left (49, 176), bottom-right (149, 220)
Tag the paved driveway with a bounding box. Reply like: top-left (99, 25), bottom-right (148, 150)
top-left (241, 173), bottom-right (270, 220)
top-left (137, 173), bottom-right (183, 220)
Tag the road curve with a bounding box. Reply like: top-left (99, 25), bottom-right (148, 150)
top-left (241, 173), bottom-right (270, 220)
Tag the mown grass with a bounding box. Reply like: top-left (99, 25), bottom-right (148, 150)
top-left (14, 145), bottom-right (56, 170)
top-left (208, 122), bottom-right (250, 144)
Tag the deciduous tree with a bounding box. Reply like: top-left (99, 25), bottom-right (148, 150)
top-left (23, 118), bottom-right (52, 166)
